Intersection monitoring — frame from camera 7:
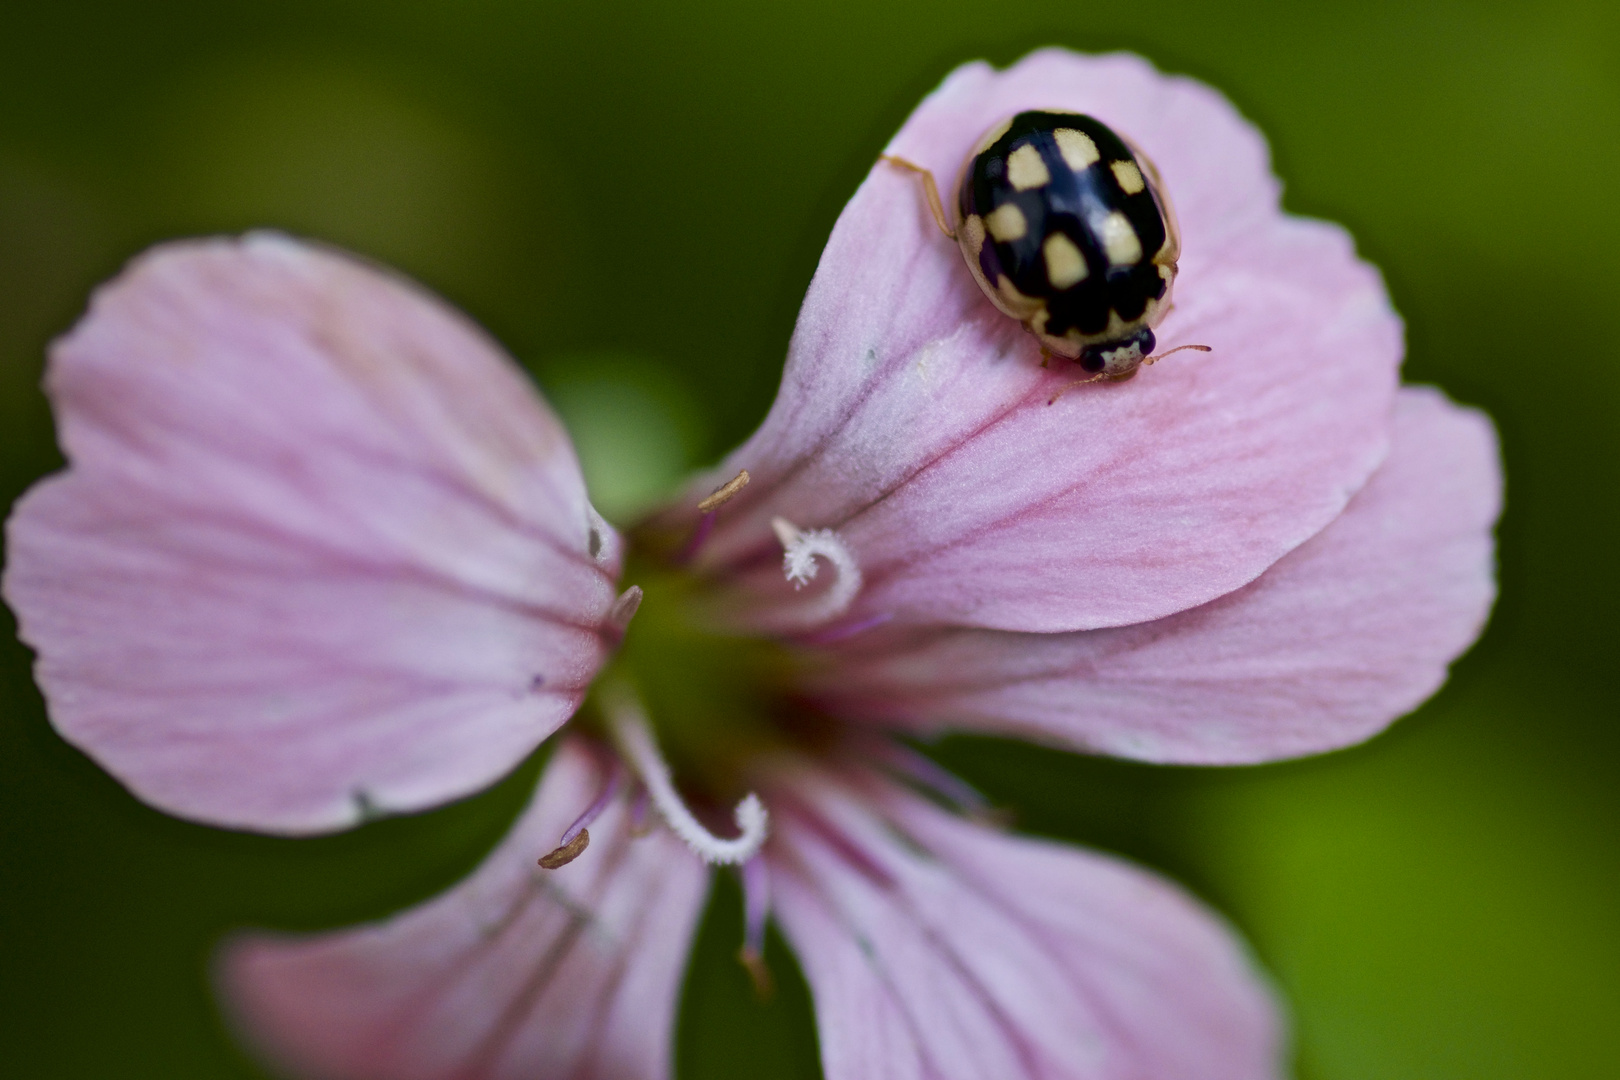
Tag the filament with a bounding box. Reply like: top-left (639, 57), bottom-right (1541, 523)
top-left (738, 855), bottom-right (774, 997)
top-left (538, 762), bottom-right (621, 869)
top-left (606, 585), bottom-right (644, 635)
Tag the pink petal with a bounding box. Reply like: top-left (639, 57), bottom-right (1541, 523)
top-left (663, 49), bottom-right (1400, 634)
top-left (766, 766), bottom-right (1283, 1080)
top-left (220, 738), bottom-right (709, 1080)
top-left (2, 235), bottom-right (620, 832)
top-left (808, 387), bottom-right (1500, 764)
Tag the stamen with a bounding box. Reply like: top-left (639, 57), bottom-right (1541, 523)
top-left (538, 831), bottom-right (589, 869)
top-left (737, 855), bottom-right (774, 998)
top-left (681, 470), bottom-right (751, 564)
top-left (606, 690), bottom-right (769, 865)
top-left (606, 585), bottom-right (644, 635)
top-left (771, 517), bottom-right (863, 624)
top-left (867, 740), bottom-right (1007, 823)
top-left (627, 784), bottom-right (652, 837)
top-left (538, 764), bottom-right (622, 869)
top-left (677, 512), bottom-right (716, 564)
top-left (801, 611), bottom-right (894, 646)
top-left (697, 469), bottom-right (751, 513)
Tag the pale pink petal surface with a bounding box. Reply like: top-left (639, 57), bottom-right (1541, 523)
top-left (2, 235), bottom-right (621, 833)
top-left (667, 50), bottom-right (1400, 634)
top-left (0, 44), bottom-right (1506, 1080)
top-left (809, 387), bottom-right (1500, 764)
top-left (222, 739), bottom-right (709, 1080)
top-left (766, 767), bottom-right (1283, 1080)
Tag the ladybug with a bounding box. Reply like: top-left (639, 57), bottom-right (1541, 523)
top-left (886, 110), bottom-right (1200, 380)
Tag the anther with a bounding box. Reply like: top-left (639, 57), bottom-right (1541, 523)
top-left (771, 517), bottom-right (863, 625)
top-left (697, 469), bottom-right (750, 513)
top-left (737, 855), bottom-right (773, 998)
top-left (606, 585), bottom-right (644, 635)
top-left (538, 831), bottom-right (590, 869)
top-left (538, 762), bottom-right (622, 870)
top-left (605, 688), bottom-right (769, 865)
top-left (680, 471), bottom-right (749, 563)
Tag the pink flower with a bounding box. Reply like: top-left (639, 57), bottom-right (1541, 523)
top-left (2, 50), bottom-right (1499, 1080)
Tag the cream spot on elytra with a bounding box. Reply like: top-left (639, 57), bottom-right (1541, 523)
top-left (1100, 211), bottom-right (1143, 266)
top-left (1054, 128), bottom-right (1099, 170)
top-left (1006, 144), bottom-right (1051, 190)
top-left (1043, 232), bottom-right (1088, 289)
top-left (985, 202), bottom-right (1028, 242)
top-left (1111, 159), bottom-right (1145, 194)
top-left (960, 213), bottom-right (986, 257)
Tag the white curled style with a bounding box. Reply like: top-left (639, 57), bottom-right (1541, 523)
top-left (604, 687), bottom-right (769, 866)
top-left (770, 517), bottom-right (863, 626)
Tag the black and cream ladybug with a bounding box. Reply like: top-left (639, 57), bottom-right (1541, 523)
top-left (888, 110), bottom-right (1193, 379)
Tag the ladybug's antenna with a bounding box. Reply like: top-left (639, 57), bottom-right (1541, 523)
top-left (1141, 343), bottom-right (1212, 366)
top-left (1046, 344), bottom-right (1211, 405)
top-left (879, 155), bottom-right (956, 240)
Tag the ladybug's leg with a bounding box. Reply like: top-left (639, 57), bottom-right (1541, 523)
top-left (1045, 372), bottom-right (1109, 405)
top-left (879, 155), bottom-right (955, 240)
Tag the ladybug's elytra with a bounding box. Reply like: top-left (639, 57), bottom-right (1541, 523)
top-left (886, 110), bottom-right (1199, 381)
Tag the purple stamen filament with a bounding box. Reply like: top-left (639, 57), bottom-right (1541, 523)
top-left (870, 739), bottom-right (996, 818)
top-left (676, 511), bottom-right (716, 564)
top-left (800, 611), bottom-right (894, 646)
top-left (628, 784), bottom-right (652, 837)
top-left (537, 763), bottom-right (621, 869)
top-left (738, 855), bottom-right (773, 997)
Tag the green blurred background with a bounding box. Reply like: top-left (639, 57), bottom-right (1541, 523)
top-left (2, 1), bottom-right (1617, 1077)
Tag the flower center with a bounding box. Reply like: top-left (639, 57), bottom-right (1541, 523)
top-left (543, 470), bottom-right (866, 990)
top-left (591, 557), bottom-right (805, 801)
